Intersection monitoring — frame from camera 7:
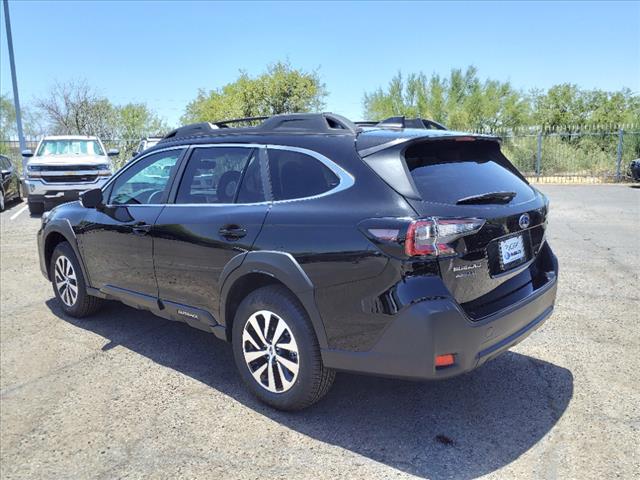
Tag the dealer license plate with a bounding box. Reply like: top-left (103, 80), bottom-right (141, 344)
top-left (499, 234), bottom-right (525, 266)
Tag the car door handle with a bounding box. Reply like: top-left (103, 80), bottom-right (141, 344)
top-left (132, 222), bottom-right (152, 235)
top-left (219, 225), bottom-right (247, 239)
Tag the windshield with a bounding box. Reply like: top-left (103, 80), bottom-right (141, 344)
top-left (36, 140), bottom-right (105, 157)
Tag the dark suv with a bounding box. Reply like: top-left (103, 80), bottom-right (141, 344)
top-left (37, 113), bottom-right (558, 410)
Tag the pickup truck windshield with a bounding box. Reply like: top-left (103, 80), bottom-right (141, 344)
top-left (36, 140), bottom-right (105, 157)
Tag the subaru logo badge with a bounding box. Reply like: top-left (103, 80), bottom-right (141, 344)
top-left (519, 213), bottom-right (530, 230)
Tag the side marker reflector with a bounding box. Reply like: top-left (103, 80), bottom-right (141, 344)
top-left (435, 353), bottom-right (455, 368)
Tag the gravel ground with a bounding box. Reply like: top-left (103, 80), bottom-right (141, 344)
top-left (1, 185), bottom-right (638, 479)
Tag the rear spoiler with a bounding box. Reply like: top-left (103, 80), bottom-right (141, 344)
top-left (355, 116), bottom-right (447, 131)
top-left (357, 132), bottom-right (501, 158)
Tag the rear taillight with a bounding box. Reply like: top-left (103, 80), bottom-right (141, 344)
top-left (405, 217), bottom-right (485, 257)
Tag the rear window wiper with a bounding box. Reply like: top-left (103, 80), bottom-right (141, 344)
top-left (456, 191), bottom-right (516, 205)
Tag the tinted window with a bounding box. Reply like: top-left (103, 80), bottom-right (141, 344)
top-left (175, 147), bottom-right (259, 204)
top-left (404, 141), bottom-right (534, 204)
top-left (0, 157), bottom-right (10, 169)
top-left (267, 149), bottom-right (339, 201)
top-left (109, 149), bottom-right (184, 205)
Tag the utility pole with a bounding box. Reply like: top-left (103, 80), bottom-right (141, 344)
top-left (3, 0), bottom-right (27, 171)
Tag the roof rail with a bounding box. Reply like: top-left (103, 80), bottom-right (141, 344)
top-left (215, 116), bottom-right (269, 128)
top-left (375, 116), bottom-right (448, 130)
top-left (259, 113), bottom-right (358, 134)
top-left (161, 113), bottom-right (359, 142)
top-left (162, 122), bottom-right (220, 140)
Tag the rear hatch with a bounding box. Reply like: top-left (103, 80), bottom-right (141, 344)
top-left (359, 133), bottom-right (550, 320)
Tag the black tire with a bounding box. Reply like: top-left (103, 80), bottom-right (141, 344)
top-left (0, 189), bottom-right (5, 212)
top-left (28, 200), bottom-right (44, 215)
top-left (50, 241), bottom-right (102, 318)
top-left (232, 285), bottom-right (335, 411)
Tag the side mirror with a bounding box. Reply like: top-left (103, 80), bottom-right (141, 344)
top-left (80, 188), bottom-right (103, 209)
top-left (107, 149), bottom-right (120, 157)
top-left (21, 149), bottom-right (33, 158)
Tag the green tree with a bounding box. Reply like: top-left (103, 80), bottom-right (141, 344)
top-left (35, 80), bottom-right (119, 138)
top-left (532, 84), bottom-right (640, 129)
top-left (111, 103), bottom-right (168, 164)
top-left (0, 93), bottom-right (16, 139)
top-left (34, 80), bottom-right (167, 166)
top-left (182, 62), bottom-right (327, 123)
top-left (363, 66), bottom-right (530, 131)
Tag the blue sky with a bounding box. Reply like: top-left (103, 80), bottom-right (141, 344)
top-left (1, 0), bottom-right (639, 127)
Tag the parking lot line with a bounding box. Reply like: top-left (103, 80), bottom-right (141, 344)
top-left (9, 204), bottom-right (28, 221)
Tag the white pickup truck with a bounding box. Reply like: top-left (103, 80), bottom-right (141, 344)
top-left (22, 136), bottom-right (119, 214)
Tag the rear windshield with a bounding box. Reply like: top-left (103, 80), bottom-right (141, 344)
top-left (404, 140), bottom-right (533, 204)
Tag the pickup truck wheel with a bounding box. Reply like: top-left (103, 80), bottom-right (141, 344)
top-left (0, 189), bottom-right (5, 211)
top-left (28, 200), bottom-right (44, 215)
top-left (232, 285), bottom-right (335, 411)
top-left (50, 241), bottom-right (102, 318)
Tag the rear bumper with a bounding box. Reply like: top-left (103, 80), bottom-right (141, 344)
top-left (322, 257), bottom-right (558, 380)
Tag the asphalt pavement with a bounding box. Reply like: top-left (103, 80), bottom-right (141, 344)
top-left (0, 185), bottom-right (638, 479)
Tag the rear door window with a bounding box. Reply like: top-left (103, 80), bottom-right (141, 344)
top-left (404, 141), bottom-right (534, 204)
top-left (267, 148), bottom-right (339, 201)
top-left (175, 147), bottom-right (262, 204)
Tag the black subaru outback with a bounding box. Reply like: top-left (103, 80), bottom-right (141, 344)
top-left (37, 113), bottom-right (558, 410)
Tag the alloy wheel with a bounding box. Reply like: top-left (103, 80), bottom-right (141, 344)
top-left (54, 255), bottom-right (78, 307)
top-left (242, 310), bottom-right (300, 393)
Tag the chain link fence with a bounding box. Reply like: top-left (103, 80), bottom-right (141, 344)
top-left (473, 125), bottom-right (640, 183)
top-left (2, 126), bottom-right (639, 182)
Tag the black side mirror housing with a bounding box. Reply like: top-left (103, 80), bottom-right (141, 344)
top-left (80, 188), bottom-right (103, 209)
top-left (107, 149), bottom-right (120, 157)
top-left (21, 149), bottom-right (33, 158)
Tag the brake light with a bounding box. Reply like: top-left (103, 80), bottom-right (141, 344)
top-left (405, 217), bottom-right (485, 257)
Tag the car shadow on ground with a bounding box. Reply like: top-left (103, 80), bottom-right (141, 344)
top-left (0, 198), bottom-right (24, 214)
top-left (46, 298), bottom-right (573, 480)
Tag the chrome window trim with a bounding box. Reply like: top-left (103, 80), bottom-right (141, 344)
top-left (163, 143), bottom-right (354, 207)
top-left (102, 143), bottom-right (354, 208)
top-left (265, 144), bottom-right (355, 202)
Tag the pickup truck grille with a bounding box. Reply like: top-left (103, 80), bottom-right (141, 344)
top-left (29, 164), bottom-right (103, 172)
top-left (42, 175), bottom-right (98, 184)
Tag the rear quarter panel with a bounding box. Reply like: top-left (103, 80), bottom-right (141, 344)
top-left (253, 139), bottom-right (417, 351)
